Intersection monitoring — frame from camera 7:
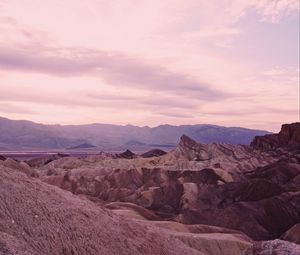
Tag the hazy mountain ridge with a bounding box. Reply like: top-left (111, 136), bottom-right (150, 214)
top-left (0, 117), bottom-right (271, 150)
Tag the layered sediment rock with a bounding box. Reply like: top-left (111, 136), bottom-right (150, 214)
top-left (251, 122), bottom-right (300, 150)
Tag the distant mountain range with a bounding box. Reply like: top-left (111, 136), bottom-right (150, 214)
top-left (0, 116), bottom-right (271, 151)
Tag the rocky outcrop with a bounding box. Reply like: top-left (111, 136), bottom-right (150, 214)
top-left (176, 134), bottom-right (212, 161)
top-left (181, 185), bottom-right (300, 240)
top-left (245, 160), bottom-right (300, 191)
top-left (280, 123), bottom-right (300, 143)
top-left (281, 224), bottom-right (300, 244)
top-left (243, 239), bottom-right (300, 255)
top-left (251, 123), bottom-right (300, 150)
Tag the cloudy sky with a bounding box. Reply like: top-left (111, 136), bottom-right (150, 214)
top-left (0, 0), bottom-right (299, 131)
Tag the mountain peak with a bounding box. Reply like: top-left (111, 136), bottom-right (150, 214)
top-left (179, 134), bottom-right (199, 148)
top-left (117, 149), bottom-right (136, 159)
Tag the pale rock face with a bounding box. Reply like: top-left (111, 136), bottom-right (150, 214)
top-left (242, 240), bottom-right (300, 255)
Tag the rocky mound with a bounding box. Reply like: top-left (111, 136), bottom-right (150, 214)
top-left (0, 164), bottom-right (203, 255)
top-left (0, 158), bottom-right (36, 177)
top-left (243, 239), bottom-right (300, 255)
top-left (141, 149), bottom-right (167, 158)
top-left (251, 122), bottom-right (300, 150)
top-left (26, 153), bottom-right (69, 168)
top-left (116, 149), bottom-right (136, 159)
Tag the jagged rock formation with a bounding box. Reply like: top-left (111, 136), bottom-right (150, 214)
top-left (33, 124), bottom-right (300, 241)
top-left (162, 135), bottom-right (275, 177)
top-left (116, 149), bottom-right (136, 159)
top-left (251, 122), bottom-right (300, 150)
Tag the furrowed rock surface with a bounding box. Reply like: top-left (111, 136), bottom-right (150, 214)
top-left (0, 164), bottom-right (203, 255)
top-left (0, 164), bottom-right (258, 255)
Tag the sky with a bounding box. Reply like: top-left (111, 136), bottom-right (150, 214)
top-left (0, 0), bottom-right (299, 132)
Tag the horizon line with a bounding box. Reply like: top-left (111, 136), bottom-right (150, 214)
top-left (0, 115), bottom-right (286, 132)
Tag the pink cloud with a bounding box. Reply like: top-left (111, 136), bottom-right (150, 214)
top-left (0, 45), bottom-right (228, 100)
